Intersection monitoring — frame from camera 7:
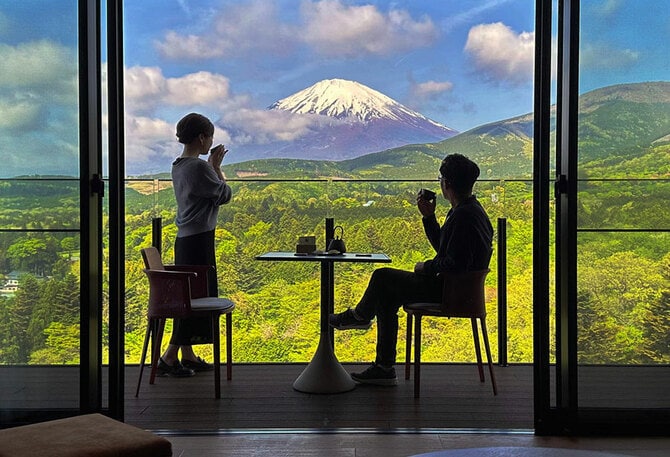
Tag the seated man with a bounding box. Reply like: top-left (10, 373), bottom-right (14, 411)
top-left (329, 153), bottom-right (493, 385)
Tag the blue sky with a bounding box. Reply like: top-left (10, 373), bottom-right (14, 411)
top-left (0, 0), bottom-right (668, 176)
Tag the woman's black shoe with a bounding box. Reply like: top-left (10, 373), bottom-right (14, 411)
top-left (182, 356), bottom-right (214, 372)
top-left (157, 357), bottom-right (195, 377)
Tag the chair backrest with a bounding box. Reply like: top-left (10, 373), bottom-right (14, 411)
top-left (141, 247), bottom-right (165, 270)
top-left (441, 269), bottom-right (489, 318)
top-left (141, 246), bottom-right (193, 318)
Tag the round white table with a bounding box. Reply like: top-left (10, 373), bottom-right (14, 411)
top-left (256, 251), bottom-right (391, 393)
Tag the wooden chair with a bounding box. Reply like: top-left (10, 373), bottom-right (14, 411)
top-left (403, 269), bottom-right (497, 398)
top-left (135, 246), bottom-right (235, 399)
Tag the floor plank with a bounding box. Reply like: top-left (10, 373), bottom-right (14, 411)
top-left (2, 363), bottom-right (668, 431)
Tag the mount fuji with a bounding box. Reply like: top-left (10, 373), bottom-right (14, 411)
top-left (231, 79), bottom-right (457, 162)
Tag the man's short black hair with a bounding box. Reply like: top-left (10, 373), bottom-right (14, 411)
top-left (439, 153), bottom-right (480, 198)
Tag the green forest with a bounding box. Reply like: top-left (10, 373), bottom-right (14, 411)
top-left (0, 175), bottom-right (668, 367)
top-left (1, 82), bottom-right (669, 366)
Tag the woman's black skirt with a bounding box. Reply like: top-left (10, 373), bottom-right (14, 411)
top-left (169, 229), bottom-right (218, 346)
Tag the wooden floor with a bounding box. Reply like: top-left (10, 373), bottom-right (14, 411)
top-left (2, 363), bottom-right (668, 432)
top-left (127, 363), bottom-right (532, 430)
top-left (126, 363), bottom-right (670, 431)
top-left (163, 432), bottom-right (670, 457)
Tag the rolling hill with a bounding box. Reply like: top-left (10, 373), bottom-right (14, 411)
top-left (225, 81), bottom-right (670, 180)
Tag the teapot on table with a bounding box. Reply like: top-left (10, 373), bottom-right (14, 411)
top-left (327, 225), bottom-right (346, 253)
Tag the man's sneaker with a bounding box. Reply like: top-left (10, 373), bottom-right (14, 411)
top-left (156, 357), bottom-right (195, 377)
top-left (328, 308), bottom-right (371, 330)
top-left (351, 363), bottom-right (397, 386)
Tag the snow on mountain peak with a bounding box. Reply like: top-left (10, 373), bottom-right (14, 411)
top-left (269, 78), bottom-right (444, 127)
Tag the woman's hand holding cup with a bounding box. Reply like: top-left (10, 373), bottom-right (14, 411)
top-left (208, 144), bottom-right (228, 167)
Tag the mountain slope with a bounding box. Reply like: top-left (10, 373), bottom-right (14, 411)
top-left (270, 78), bottom-right (452, 129)
top-left (257, 78), bottom-right (457, 161)
top-left (226, 81), bottom-right (670, 180)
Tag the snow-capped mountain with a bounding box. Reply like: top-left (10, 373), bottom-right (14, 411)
top-left (270, 78), bottom-right (452, 128)
top-left (247, 79), bottom-right (458, 161)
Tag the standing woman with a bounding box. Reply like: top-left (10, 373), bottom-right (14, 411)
top-left (158, 113), bottom-right (233, 377)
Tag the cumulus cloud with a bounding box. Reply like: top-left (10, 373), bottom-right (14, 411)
top-left (464, 22), bottom-right (534, 85)
top-left (122, 64), bottom-right (325, 164)
top-left (301, 0), bottom-right (438, 57)
top-left (0, 39), bottom-right (77, 140)
top-left (124, 66), bottom-right (231, 113)
top-left (0, 99), bottom-right (42, 129)
top-left (411, 80), bottom-right (454, 100)
top-left (123, 66), bottom-right (236, 165)
top-left (165, 72), bottom-right (231, 105)
top-left (225, 107), bottom-right (327, 144)
top-left (155, 0), bottom-right (295, 60)
top-left (155, 0), bottom-right (437, 61)
top-left (580, 44), bottom-right (639, 70)
top-left (0, 40), bottom-right (76, 96)
top-left (0, 39), bottom-right (78, 176)
top-left (124, 115), bottom-right (176, 165)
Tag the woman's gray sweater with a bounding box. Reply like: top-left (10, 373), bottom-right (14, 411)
top-left (171, 157), bottom-right (232, 238)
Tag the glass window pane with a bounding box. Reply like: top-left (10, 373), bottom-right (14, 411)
top-left (123, 0), bottom-right (536, 429)
top-left (577, 232), bottom-right (670, 408)
top-left (0, 0), bottom-right (80, 417)
top-left (0, 179), bottom-right (79, 230)
top-left (578, 180), bottom-right (670, 230)
top-left (0, 232), bottom-right (80, 408)
top-left (577, 0), bottom-right (669, 411)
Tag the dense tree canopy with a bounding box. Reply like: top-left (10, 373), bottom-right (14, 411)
top-left (0, 178), bottom-right (667, 366)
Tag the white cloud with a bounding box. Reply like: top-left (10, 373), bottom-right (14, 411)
top-left (155, 31), bottom-right (224, 60)
top-left (301, 0), bottom-right (438, 57)
top-left (121, 64), bottom-right (324, 162)
top-left (155, 0), bottom-right (295, 60)
top-left (155, 0), bottom-right (438, 61)
top-left (224, 107), bottom-right (326, 144)
top-left (165, 71), bottom-right (231, 105)
top-left (580, 44), bottom-right (639, 70)
top-left (0, 99), bottom-right (41, 129)
top-left (124, 66), bottom-right (231, 113)
top-left (0, 41), bottom-right (75, 89)
top-left (0, 39), bottom-right (77, 144)
top-left (124, 115), bottom-right (176, 165)
top-left (126, 115), bottom-right (174, 140)
top-left (464, 22), bottom-right (534, 85)
top-left (594, 0), bottom-right (622, 17)
top-left (123, 67), bottom-right (236, 165)
top-left (0, 41), bottom-right (77, 111)
top-left (124, 66), bottom-right (166, 102)
top-left (411, 80), bottom-right (454, 99)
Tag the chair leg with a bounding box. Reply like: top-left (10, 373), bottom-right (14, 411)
top-left (405, 313), bottom-right (413, 380)
top-left (480, 318), bottom-right (498, 395)
top-left (413, 314), bottom-right (422, 398)
top-left (212, 314), bottom-right (221, 399)
top-left (149, 318), bottom-right (166, 385)
top-left (226, 313), bottom-right (233, 381)
top-left (135, 320), bottom-right (153, 397)
top-left (471, 318), bottom-right (485, 382)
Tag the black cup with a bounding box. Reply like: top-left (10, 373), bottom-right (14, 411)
top-left (418, 188), bottom-right (436, 201)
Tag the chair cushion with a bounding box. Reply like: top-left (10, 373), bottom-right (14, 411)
top-left (404, 302), bottom-right (445, 316)
top-left (0, 413), bottom-right (172, 457)
top-left (190, 297), bottom-right (235, 312)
